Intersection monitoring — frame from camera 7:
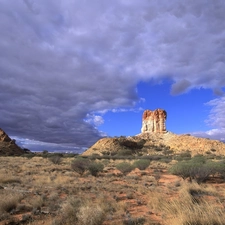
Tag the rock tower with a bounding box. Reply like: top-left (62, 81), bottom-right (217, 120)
top-left (141, 109), bottom-right (167, 133)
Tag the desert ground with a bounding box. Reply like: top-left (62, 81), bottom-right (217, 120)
top-left (1, 152), bottom-right (225, 225)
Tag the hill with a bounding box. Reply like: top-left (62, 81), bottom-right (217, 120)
top-left (0, 128), bottom-right (25, 156)
top-left (82, 132), bottom-right (225, 156)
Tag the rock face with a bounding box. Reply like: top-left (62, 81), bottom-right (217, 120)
top-left (141, 109), bottom-right (167, 133)
top-left (0, 128), bottom-right (25, 156)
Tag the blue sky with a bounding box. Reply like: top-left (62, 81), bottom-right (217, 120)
top-left (0, 1), bottom-right (225, 153)
top-left (97, 80), bottom-right (214, 137)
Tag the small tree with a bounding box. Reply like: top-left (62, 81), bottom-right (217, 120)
top-left (71, 158), bottom-right (90, 175)
top-left (116, 162), bottom-right (134, 175)
top-left (88, 162), bottom-right (104, 176)
top-left (169, 155), bottom-right (214, 183)
top-left (133, 159), bottom-right (150, 170)
top-left (49, 155), bottom-right (63, 165)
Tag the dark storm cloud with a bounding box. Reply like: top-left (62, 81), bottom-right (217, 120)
top-left (1, 0), bottom-right (225, 150)
top-left (170, 79), bottom-right (191, 95)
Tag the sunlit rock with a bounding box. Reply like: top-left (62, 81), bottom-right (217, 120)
top-left (141, 109), bottom-right (167, 133)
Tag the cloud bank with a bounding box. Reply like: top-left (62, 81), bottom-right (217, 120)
top-left (0, 0), bottom-right (225, 151)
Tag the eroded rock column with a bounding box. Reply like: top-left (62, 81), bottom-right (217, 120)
top-left (141, 109), bottom-right (167, 133)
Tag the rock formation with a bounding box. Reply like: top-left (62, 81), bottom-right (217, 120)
top-left (83, 108), bottom-right (225, 156)
top-left (0, 128), bottom-right (25, 156)
top-left (141, 109), bottom-right (167, 133)
top-left (83, 132), bottom-right (225, 157)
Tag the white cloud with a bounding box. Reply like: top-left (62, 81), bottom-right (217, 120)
top-left (205, 97), bottom-right (225, 129)
top-left (192, 97), bottom-right (225, 141)
top-left (0, 1), bottom-right (225, 150)
top-left (192, 129), bottom-right (225, 142)
top-left (84, 114), bottom-right (104, 127)
top-left (111, 107), bottom-right (144, 113)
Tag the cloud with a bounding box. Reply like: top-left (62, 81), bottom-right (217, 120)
top-left (12, 136), bottom-right (86, 153)
top-left (111, 107), bottom-right (144, 113)
top-left (192, 129), bottom-right (225, 142)
top-left (192, 97), bottom-right (225, 141)
top-left (205, 97), bottom-right (225, 129)
top-left (84, 114), bottom-right (104, 127)
top-left (170, 79), bottom-right (191, 95)
top-left (0, 1), bottom-right (225, 150)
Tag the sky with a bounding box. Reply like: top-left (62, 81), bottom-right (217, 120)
top-left (0, 0), bottom-right (225, 153)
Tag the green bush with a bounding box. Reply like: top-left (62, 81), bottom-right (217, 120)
top-left (71, 158), bottom-right (90, 175)
top-left (88, 162), bottom-right (104, 176)
top-left (133, 159), bottom-right (150, 170)
top-left (22, 153), bottom-right (35, 159)
top-left (169, 155), bottom-right (225, 183)
top-left (174, 151), bottom-right (192, 161)
top-left (191, 154), bottom-right (206, 164)
top-left (116, 162), bottom-right (134, 175)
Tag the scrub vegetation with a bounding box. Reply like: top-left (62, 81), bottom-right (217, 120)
top-left (1, 152), bottom-right (225, 224)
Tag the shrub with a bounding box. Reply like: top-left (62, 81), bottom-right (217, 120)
top-left (160, 157), bottom-right (172, 164)
top-left (0, 192), bottom-right (22, 213)
top-left (208, 161), bottom-right (225, 179)
top-left (116, 162), bottom-right (134, 175)
top-left (54, 198), bottom-right (106, 225)
top-left (191, 154), bottom-right (206, 164)
top-left (116, 149), bottom-right (133, 156)
top-left (88, 162), bottom-right (104, 176)
top-left (89, 153), bottom-right (101, 160)
top-left (77, 204), bottom-right (105, 225)
top-left (133, 159), bottom-right (150, 170)
top-left (169, 156), bottom-right (222, 183)
top-left (22, 153), bottom-right (35, 159)
top-left (174, 151), bottom-right (192, 161)
top-left (71, 158), bottom-right (90, 175)
top-left (55, 198), bottom-right (82, 224)
top-left (49, 155), bottom-right (63, 165)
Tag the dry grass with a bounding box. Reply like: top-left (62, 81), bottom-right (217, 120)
top-left (0, 156), bottom-right (225, 224)
top-left (0, 174), bottom-right (21, 184)
top-left (0, 190), bottom-right (23, 213)
top-left (148, 181), bottom-right (225, 224)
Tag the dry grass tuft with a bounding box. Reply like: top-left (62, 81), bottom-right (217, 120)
top-left (153, 181), bottom-right (225, 225)
top-left (0, 174), bottom-right (21, 184)
top-left (0, 190), bottom-right (23, 214)
top-left (77, 203), bottom-right (105, 225)
top-left (53, 197), bottom-right (106, 225)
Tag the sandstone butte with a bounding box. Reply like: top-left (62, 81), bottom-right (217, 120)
top-left (0, 128), bottom-right (25, 156)
top-left (83, 109), bottom-right (225, 156)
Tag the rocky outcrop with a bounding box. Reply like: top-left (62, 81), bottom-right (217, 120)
top-left (83, 107), bottom-right (225, 156)
top-left (137, 132), bottom-right (225, 155)
top-left (82, 136), bottom-right (145, 156)
top-left (83, 132), bottom-right (225, 157)
top-left (141, 109), bottom-right (167, 133)
top-left (0, 128), bottom-right (25, 156)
